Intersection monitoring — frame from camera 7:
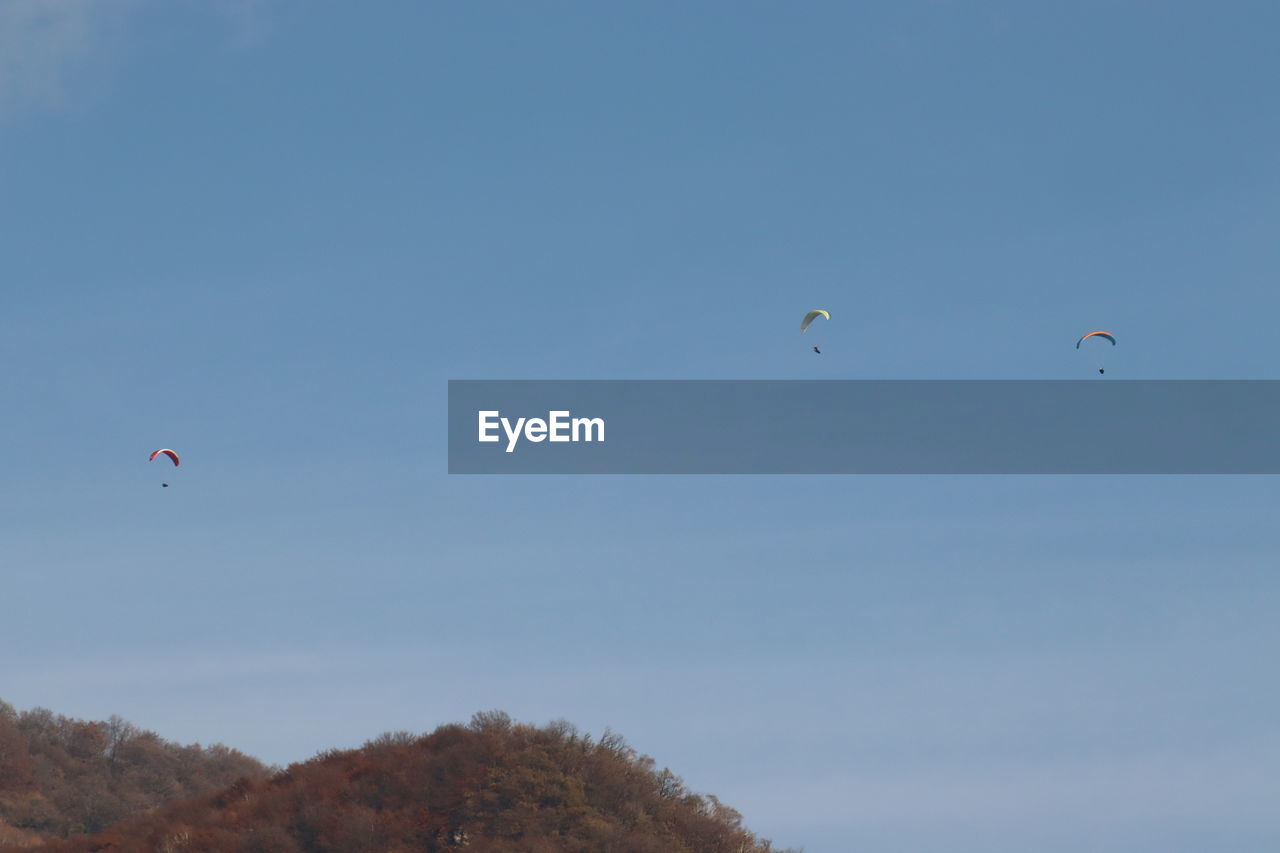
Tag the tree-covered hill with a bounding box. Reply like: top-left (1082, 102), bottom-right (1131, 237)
top-left (0, 700), bottom-right (268, 848)
top-left (3, 710), bottom-right (794, 853)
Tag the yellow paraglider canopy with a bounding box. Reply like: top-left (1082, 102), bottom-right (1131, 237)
top-left (800, 310), bottom-right (830, 333)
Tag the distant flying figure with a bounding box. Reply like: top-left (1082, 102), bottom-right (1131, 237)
top-left (1076, 330), bottom-right (1116, 376)
top-left (151, 449), bottom-right (180, 488)
top-left (802, 310), bottom-right (829, 356)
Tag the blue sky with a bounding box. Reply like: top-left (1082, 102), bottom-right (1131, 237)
top-left (2, 2), bottom-right (1279, 850)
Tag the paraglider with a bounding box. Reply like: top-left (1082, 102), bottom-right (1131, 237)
top-left (151, 448), bottom-right (179, 487)
top-left (801, 310), bottom-right (829, 354)
top-left (1076, 331), bottom-right (1116, 374)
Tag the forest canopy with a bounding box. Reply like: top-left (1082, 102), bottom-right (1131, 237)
top-left (1, 706), bottom-right (793, 853)
top-left (0, 699), bottom-right (267, 847)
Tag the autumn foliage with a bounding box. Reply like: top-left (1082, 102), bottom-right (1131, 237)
top-left (3, 710), bottom-right (793, 853)
top-left (0, 700), bottom-right (267, 848)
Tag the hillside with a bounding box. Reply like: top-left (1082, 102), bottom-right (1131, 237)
top-left (4, 710), bottom-right (794, 853)
top-left (0, 700), bottom-right (268, 848)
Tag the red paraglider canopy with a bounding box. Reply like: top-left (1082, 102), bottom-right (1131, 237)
top-left (150, 449), bottom-right (180, 466)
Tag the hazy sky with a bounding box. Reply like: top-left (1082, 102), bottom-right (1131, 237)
top-left (2, 3), bottom-right (1278, 850)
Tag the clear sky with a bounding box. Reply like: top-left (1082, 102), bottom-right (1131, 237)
top-left (3, 2), bottom-right (1279, 850)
